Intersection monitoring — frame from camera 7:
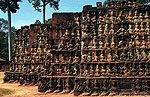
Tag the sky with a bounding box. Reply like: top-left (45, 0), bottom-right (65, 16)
top-left (0, 0), bottom-right (104, 29)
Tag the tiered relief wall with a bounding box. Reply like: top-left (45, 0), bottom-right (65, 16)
top-left (49, 13), bottom-right (81, 76)
top-left (80, 5), bottom-right (150, 77)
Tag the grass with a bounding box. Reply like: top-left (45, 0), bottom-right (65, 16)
top-left (0, 72), bottom-right (14, 96)
top-left (0, 58), bottom-right (5, 61)
top-left (0, 88), bottom-right (14, 97)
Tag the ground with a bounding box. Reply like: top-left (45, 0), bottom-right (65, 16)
top-left (0, 72), bottom-right (149, 97)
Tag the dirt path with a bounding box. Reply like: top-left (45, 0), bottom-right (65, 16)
top-left (0, 72), bottom-right (75, 97)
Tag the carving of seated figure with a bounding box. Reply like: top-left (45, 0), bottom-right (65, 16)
top-left (99, 40), bottom-right (103, 49)
top-left (147, 51), bottom-right (150, 61)
top-left (120, 51), bottom-right (126, 61)
top-left (104, 24), bottom-right (109, 35)
top-left (145, 64), bottom-right (150, 76)
top-left (147, 36), bottom-right (150, 48)
top-left (100, 52), bottom-right (105, 61)
top-left (100, 65), bottom-right (106, 76)
top-left (134, 22), bottom-right (139, 33)
top-left (131, 65), bottom-right (137, 76)
top-left (111, 37), bottom-right (115, 48)
top-left (104, 37), bottom-right (109, 48)
top-left (107, 52), bottom-right (112, 62)
top-left (30, 65), bottom-right (35, 73)
top-left (73, 64), bottom-right (78, 75)
top-left (73, 55), bottom-right (79, 63)
top-left (146, 22), bottom-right (150, 34)
top-left (92, 51), bottom-right (98, 62)
top-left (89, 65), bottom-right (94, 76)
top-left (15, 66), bottom-right (19, 72)
top-left (122, 65), bottom-right (129, 76)
top-left (105, 65), bottom-right (111, 76)
top-left (118, 40), bottom-right (123, 48)
top-left (141, 38), bottom-right (146, 48)
top-left (138, 64), bottom-right (144, 76)
top-left (98, 24), bottom-right (103, 36)
top-left (141, 50), bottom-right (147, 60)
top-left (88, 40), bottom-right (93, 49)
top-left (57, 66), bottom-right (62, 75)
top-left (111, 65), bottom-right (117, 76)
top-left (95, 64), bottom-right (99, 76)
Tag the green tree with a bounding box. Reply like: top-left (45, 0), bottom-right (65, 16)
top-left (103, 0), bottom-right (110, 7)
top-left (0, 0), bottom-right (21, 61)
top-left (0, 18), bottom-right (16, 60)
top-left (34, 20), bottom-right (41, 24)
top-left (28, 0), bottom-right (60, 24)
top-left (45, 18), bottom-right (52, 24)
top-left (34, 18), bottom-right (52, 24)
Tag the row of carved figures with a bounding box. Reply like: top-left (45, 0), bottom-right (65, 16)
top-left (83, 10), bottom-right (150, 23)
top-left (56, 39), bottom-right (80, 50)
top-left (83, 36), bottom-right (150, 49)
top-left (52, 54), bottom-right (80, 64)
top-left (80, 63), bottom-right (150, 77)
top-left (82, 49), bottom-right (150, 62)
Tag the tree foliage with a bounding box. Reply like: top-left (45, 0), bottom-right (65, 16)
top-left (28, 0), bottom-right (60, 12)
top-left (34, 20), bottom-right (41, 24)
top-left (103, 0), bottom-right (110, 7)
top-left (0, 0), bottom-right (21, 13)
top-left (0, 18), bottom-right (16, 60)
top-left (28, 0), bottom-right (60, 24)
top-left (34, 18), bottom-right (52, 24)
top-left (45, 18), bottom-right (52, 24)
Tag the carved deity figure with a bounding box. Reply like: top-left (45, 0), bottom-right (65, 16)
top-left (100, 51), bottom-right (105, 61)
top-left (138, 64), bottom-right (144, 76)
top-left (92, 37), bottom-right (97, 49)
top-left (134, 10), bottom-right (138, 21)
top-left (99, 38), bottom-right (103, 49)
top-left (100, 65), bottom-right (106, 76)
top-left (131, 64), bottom-right (137, 76)
top-left (105, 64), bottom-right (111, 76)
top-left (139, 13), bottom-right (143, 21)
top-left (88, 40), bottom-right (93, 49)
top-left (145, 64), bottom-right (150, 76)
top-left (104, 24), bottom-right (109, 35)
top-left (87, 52), bottom-right (92, 62)
top-left (135, 35), bottom-right (140, 47)
top-left (111, 36), bottom-right (115, 48)
top-left (135, 22), bottom-right (139, 33)
top-left (89, 65), bottom-right (94, 76)
top-left (95, 64), bottom-right (99, 76)
top-left (136, 49), bottom-right (141, 60)
top-left (128, 24), bottom-right (133, 34)
top-left (92, 51), bottom-right (98, 62)
top-left (147, 51), bottom-right (150, 61)
top-left (120, 50), bottom-right (126, 61)
top-left (83, 64), bottom-right (89, 76)
top-left (140, 22), bottom-right (145, 32)
top-left (147, 36), bottom-right (150, 48)
top-left (98, 24), bottom-right (103, 36)
top-left (146, 22), bottom-right (150, 34)
top-left (107, 51), bottom-right (112, 62)
top-left (104, 37), bottom-right (109, 48)
top-left (141, 36), bottom-right (146, 48)
top-left (141, 50), bottom-right (147, 60)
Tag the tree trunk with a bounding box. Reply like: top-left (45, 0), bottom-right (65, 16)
top-left (43, 2), bottom-right (46, 24)
top-left (7, 0), bottom-right (12, 61)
